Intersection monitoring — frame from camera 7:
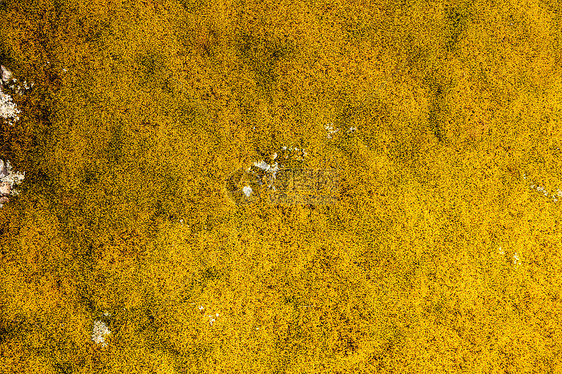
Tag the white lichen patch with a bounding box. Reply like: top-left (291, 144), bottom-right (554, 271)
top-left (193, 304), bottom-right (220, 326)
top-left (253, 160), bottom-right (269, 171)
top-left (91, 320), bottom-right (111, 347)
top-left (523, 173), bottom-right (561, 203)
top-left (325, 123), bottom-right (339, 138)
top-left (513, 252), bottom-right (521, 266)
top-left (536, 186), bottom-right (548, 197)
top-left (280, 146), bottom-right (306, 159)
top-left (253, 160), bottom-right (279, 175)
top-left (251, 159), bottom-right (281, 189)
top-left (229, 145), bottom-right (318, 205)
top-left (208, 313), bottom-right (219, 326)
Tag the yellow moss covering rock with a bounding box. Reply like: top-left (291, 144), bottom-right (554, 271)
top-left (0, 0), bottom-right (562, 373)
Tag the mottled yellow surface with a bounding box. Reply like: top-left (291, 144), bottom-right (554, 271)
top-left (1, 0), bottom-right (562, 373)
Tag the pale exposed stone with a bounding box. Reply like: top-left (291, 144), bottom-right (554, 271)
top-left (0, 160), bottom-right (24, 186)
top-left (0, 183), bottom-right (10, 195)
top-left (91, 320), bottom-right (111, 347)
top-left (0, 65), bottom-right (12, 84)
top-left (0, 87), bottom-right (20, 124)
top-left (0, 159), bottom-right (25, 208)
top-left (242, 185), bottom-right (252, 197)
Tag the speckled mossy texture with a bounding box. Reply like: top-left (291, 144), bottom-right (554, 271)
top-left (1, 0), bottom-right (562, 373)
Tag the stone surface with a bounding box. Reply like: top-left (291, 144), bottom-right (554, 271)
top-left (91, 320), bottom-right (111, 347)
top-left (0, 159), bottom-right (25, 208)
top-left (0, 182), bottom-right (10, 195)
